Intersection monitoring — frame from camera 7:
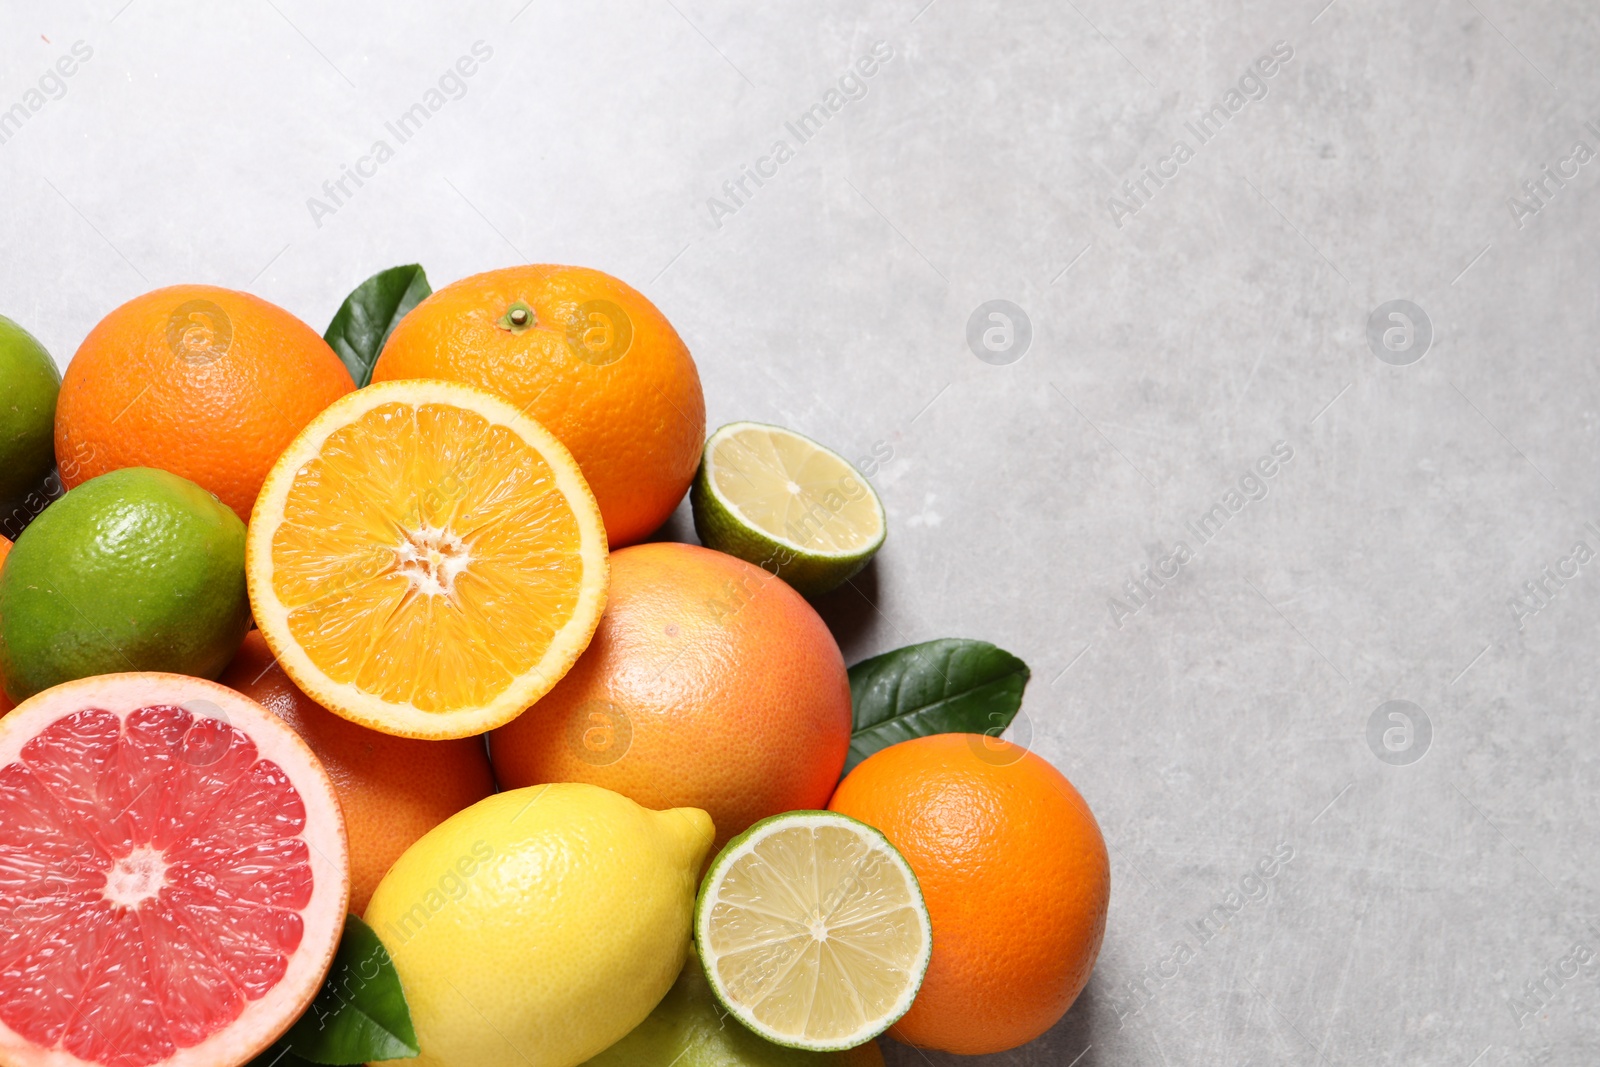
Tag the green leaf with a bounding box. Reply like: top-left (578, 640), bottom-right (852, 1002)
top-left (845, 638), bottom-right (1030, 774)
top-left (324, 265), bottom-right (431, 386)
top-left (250, 915), bottom-right (420, 1066)
top-left (247, 1049), bottom-right (318, 1067)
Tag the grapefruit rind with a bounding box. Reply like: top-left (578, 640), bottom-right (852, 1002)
top-left (0, 673), bottom-right (349, 1067)
top-left (694, 810), bottom-right (931, 1052)
top-left (245, 379), bottom-right (609, 740)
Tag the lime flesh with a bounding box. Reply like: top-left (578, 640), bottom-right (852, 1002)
top-left (691, 423), bottom-right (886, 598)
top-left (0, 467), bottom-right (250, 701)
top-left (582, 954), bottom-right (884, 1066)
top-left (0, 314), bottom-right (61, 521)
top-left (695, 811), bottom-right (931, 1051)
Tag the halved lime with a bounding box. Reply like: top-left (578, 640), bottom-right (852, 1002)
top-left (695, 811), bottom-right (932, 1051)
top-left (691, 422), bottom-right (886, 597)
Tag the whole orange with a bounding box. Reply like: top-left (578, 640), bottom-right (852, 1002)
top-left (218, 631), bottom-right (496, 912)
top-left (829, 734), bottom-right (1110, 1055)
top-left (55, 284), bottom-right (355, 521)
top-left (490, 542), bottom-right (850, 850)
top-left (370, 265), bottom-right (705, 546)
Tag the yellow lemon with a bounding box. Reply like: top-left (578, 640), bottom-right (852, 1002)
top-left (365, 783), bottom-right (714, 1067)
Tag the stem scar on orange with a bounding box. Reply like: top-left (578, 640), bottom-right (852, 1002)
top-left (371, 265), bottom-right (705, 547)
top-left (54, 285), bottom-right (356, 522)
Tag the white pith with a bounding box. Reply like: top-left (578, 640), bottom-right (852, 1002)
top-left (393, 523), bottom-right (471, 598)
top-left (102, 847), bottom-right (167, 909)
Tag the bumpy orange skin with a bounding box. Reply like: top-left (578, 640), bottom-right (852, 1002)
top-left (829, 735), bottom-right (1110, 1055)
top-left (219, 632), bottom-right (496, 913)
top-left (370, 265), bottom-right (705, 547)
top-left (490, 542), bottom-right (850, 850)
top-left (55, 285), bottom-right (355, 522)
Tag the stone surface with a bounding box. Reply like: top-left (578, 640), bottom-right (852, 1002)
top-left (3, 0), bottom-right (1598, 1062)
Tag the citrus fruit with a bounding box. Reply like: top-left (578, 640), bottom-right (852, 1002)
top-left (365, 783), bottom-right (713, 1067)
top-left (0, 536), bottom-right (10, 716)
top-left (218, 631), bottom-right (495, 913)
top-left (55, 284), bottom-right (356, 522)
top-left (0, 671), bottom-right (348, 1067)
top-left (246, 379), bottom-right (608, 740)
top-left (371, 264), bottom-right (705, 546)
top-left (695, 811), bottom-right (932, 1051)
top-left (0, 315), bottom-right (60, 515)
top-left (691, 422), bottom-right (886, 597)
top-left (829, 734), bottom-right (1110, 1054)
top-left (0, 468), bottom-right (250, 703)
top-left (490, 542), bottom-right (850, 851)
top-left (582, 955), bottom-right (885, 1067)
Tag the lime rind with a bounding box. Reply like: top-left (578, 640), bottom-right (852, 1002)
top-left (0, 314), bottom-right (61, 513)
top-left (0, 468), bottom-right (250, 701)
top-left (691, 422), bottom-right (886, 598)
top-left (694, 810), bottom-right (932, 1052)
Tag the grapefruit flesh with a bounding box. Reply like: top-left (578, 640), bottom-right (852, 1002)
top-left (0, 673), bottom-right (348, 1067)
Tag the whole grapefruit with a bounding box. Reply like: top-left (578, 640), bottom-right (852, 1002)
top-left (371, 265), bottom-right (704, 546)
top-left (55, 284), bottom-right (355, 521)
top-left (219, 631), bottom-right (496, 913)
top-left (490, 542), bottom-right (850, 849)
top-left (829, 734), bottom-right (1110, 1055)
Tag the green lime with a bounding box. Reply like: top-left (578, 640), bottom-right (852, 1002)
top-left (582, 954), bottom-right (884, 1067)
top-left (0, 467), bottom-right (250, 702)
top-left (0, 314), bottom-right (62, 517)
top-left (690, 422), bottom-right (886, 598)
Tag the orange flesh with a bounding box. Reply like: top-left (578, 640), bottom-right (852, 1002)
top-left (270, 401), bottom-right (585, 714)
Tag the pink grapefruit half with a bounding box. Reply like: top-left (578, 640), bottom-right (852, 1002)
top-left (0, 673), bottom-right (349, 1067)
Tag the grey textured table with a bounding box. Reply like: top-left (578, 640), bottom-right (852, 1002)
top-left (5, 1), bottom-right (1597, 1063)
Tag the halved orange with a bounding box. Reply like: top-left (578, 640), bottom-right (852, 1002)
top-left (246, 379), bottom-right (608, 739)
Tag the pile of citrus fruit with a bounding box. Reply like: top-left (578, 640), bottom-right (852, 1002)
top-left (0, 264), bottom-right (1110, 1067)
